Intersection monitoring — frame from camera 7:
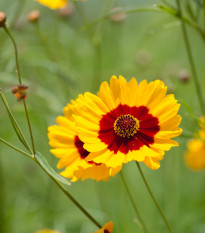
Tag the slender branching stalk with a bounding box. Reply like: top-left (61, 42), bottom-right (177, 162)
top-left (204, 0), bottom-right (205, 29)
top-left (120, 171), bottom-right (149, 233)
top-left (3, 25), bottom-right (36, 153)
top-left (0, 138), bottom-right (33, 159)
top-left (136, 162), bottom-right (174, 233)
top-left (176, 0), bottom-right (205, 115)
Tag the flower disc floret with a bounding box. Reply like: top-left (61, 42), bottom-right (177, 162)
top-left (114, 114), bottom-right (139, 138)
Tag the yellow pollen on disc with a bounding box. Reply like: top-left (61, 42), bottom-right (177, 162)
top-left (113, 114), bottom-right (139, 138)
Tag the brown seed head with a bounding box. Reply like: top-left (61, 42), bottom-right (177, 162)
top-left (110, 7), bottom-right (126, 22)
top-left (28, 10), bottom-right (40, 22)
top-left (11, 84), bottom-right (28, 101)
top-left (0, 12), bottom-right (6, 27)
top-left (178, 69), bottom-right (189, 83)
top-left (59, 3), bottom-right (74, 17)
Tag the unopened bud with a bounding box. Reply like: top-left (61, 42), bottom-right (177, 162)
top-left (11, 84), bottom-right (28, 101)
top-left (110, 7), bottom-right (126, 22)
top-left (59, 3), bottom-right (74, 17)
top-left (178, 69), bottom-right (189, 83)
top-left (28, 10), bottom-right (40, 22)
top-left (0, 12), bottom-right (6, 27)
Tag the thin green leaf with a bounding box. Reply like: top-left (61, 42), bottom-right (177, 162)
top-left (35, 152), bottom-right (71, 186)
top-left (0, 89), bottom-right (32, 153)
top-left (155, 4), bottom-right (178, 16)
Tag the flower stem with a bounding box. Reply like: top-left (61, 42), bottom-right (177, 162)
top-left (3, 25), bottom-right (36, 154)
top-left (3, 26), bottom-right (22, 84)
top-left (120, 171), bottom-right (149, 233)
top-left (22, 99), bottom-right (36, 154)
top-left (35, 158), bottom-right (102, 229)
top-left (0, 137), bottom-right (34, 159)
top-left (136, 162), bottom-right (174, 233)
top-left (204, 0), bottom-right (205, 29)
top-left (175, 0), bottom-right (205, 115)
top-left (0, 153), bottom-right (6, 233)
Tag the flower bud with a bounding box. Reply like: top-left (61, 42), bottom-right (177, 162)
top-left (178, 69), bottom-right (189, 83)
top-left (27, 10), bottom-right (40, 22)
top-left (59, 3), bottom-right (74, 17)
top-left (110, 7), bottom-right (126, 22)
top-left (11, 84), bottom-right (28, 101)
top-left (0, 12), bottom-right (6, 27)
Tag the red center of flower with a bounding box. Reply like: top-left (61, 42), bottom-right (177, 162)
top-left (114, 114), bottom-right (139, 138)
top-left (98, 104), bottom-right (160, 154)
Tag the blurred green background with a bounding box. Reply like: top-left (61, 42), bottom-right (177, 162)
top-left (0, 0), bottom-right (205, 232)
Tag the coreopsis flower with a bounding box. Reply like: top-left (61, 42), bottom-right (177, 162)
top-left (185, 118), bottom-right (205, 170)
top-left (36, 229), bottom-right (60, 233)
top-left (36, 0), bottom-right (86, 10)
top-left (74, 75), bottom-right (182, 169)
top-left (36, 0), bottom-right (67, 9)
top-left (48, 99), bottom-right (121, 182)
top-left (93, 221), bottom-right (113, 233)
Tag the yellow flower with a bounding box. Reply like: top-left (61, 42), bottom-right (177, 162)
top-left (74, 75), bottom-right (182, 169)
top-left (36, 0), bottom-right (67, 9)
top-left (36, 229), bottom-right (60, 233)
top-left (93, 221), bottom-right (113, 233)
top-left (185, 118), bottom-right (205, 170)
top-left (48, 99), bottom-right (121, 182)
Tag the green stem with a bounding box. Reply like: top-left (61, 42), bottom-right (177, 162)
top-left (3, 26), bottom-right (22, 84)
top-left (0, 137), bottom-right (33, 159)
top-left (35, 159), bottom-right (102, 229)
top-left (175, 0), bottom-right (205, 115)
top-left (136, 162), bottom-right (174, 233)
top-left (120, 171), bottom-right (149, 233)
top-left (23, 99), bottom-right (36, 154)
top-left (3, 25), bottom-right (36, 153)
top-left (11, 0), bottom-right (27, 27)
top-left (0, 152), bottom-right (5, 233)
top-left (204, 0), bottom-right (205, 29)
top-left (73, 1), bottom-right (88, 24)
top-left (0, 90), bottom-right (32, 154)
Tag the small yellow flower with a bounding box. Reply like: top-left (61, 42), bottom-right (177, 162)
top-left (36, 0), bottom-right (86, 10)
top-left (74, 75), bottom-right (182, 170)
top-left (48, 99), bottom-right (121, 182)
top-left (185, 118), bottom-right (205, 170)
top-left (93, 221), bottom-right (113, 233)
top-left (36, 0), bottom-right (67, 9)
top-left (36, 229), bottom-right (60, 233)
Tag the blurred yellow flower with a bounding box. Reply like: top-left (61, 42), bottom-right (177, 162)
top-left (36, 229), bottom-right (60, 233)
top-left (93, 221), bottom-right (113, 233)
top-left (74, 75), bottom-right (182, 170)
top-left (48, 99), bottom-right (121, 182)
top-left (36, 0), bottom-right (86, 9)
top-left (36, 0), bottom-right (67, 9)
top-left (185, 118), bottom-right (205, 170)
